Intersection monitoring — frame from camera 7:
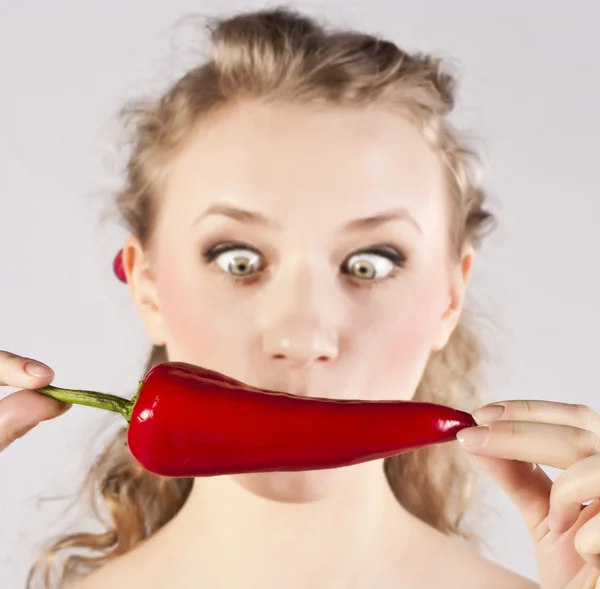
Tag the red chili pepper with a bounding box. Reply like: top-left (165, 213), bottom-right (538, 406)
top-left (36, 361), bottom-right (476, 477)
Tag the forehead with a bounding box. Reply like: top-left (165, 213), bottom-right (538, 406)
top-left (161, 100), bottom-right (448, 231)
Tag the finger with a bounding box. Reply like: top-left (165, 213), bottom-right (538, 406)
top-left (473, 400), bottom-right (600, 437)
top-left (573, 501), bottom-right (600, 570)
top-left (0, 388), bottom-right (71, 452)
top-left (0, 351), bottom-right (55, 388)
top-left (458, 421), bottom-right (600, 470)
top-left (549, 454), bottom-right (600, 534)
top-left (467, 453), bottom-right (555, 541)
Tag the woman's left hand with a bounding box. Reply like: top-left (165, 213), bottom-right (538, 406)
top-left (456, 400), bottom-right (600, 589)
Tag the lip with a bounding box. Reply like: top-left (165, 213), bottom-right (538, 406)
top-left (283, 389), bottom-right (345, 401)
top-left (279, 387), bottom-right (328, 399)
top-left (279, 382), bottom-right (311, 397)
top-left (287, 390), bottom-right (310, 398)
top-left (281, 388), bottom-right (309, 397)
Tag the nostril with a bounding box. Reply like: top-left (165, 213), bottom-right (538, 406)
top-left (270, 353), bottom-right (331, 363)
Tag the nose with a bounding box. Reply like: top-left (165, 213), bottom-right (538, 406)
top-left (263, 324), bottom-right (339, 367)
top-left (259, 265), bottom-right (340, 368)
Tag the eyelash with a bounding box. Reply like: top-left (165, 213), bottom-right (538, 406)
top-left (201, 241), bottom-right (407, 288)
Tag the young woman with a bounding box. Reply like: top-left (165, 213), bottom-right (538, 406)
top-left (2, 7), bottom-right (599, 589)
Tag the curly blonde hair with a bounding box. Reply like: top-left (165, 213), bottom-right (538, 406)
top-left (26, 6), bottom-right (498, 588)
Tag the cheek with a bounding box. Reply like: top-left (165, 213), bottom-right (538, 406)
top-left (154, 257), bottom-right (245, 366)
top-left (359, 275), bottom-right (449, 400)
top-left (158, 287), bottom-right (214, 362)
top-left (381, 304), bottom-right (440, 373)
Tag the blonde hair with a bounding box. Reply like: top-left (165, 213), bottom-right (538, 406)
top-left (26, 7), bottom-right (498, 588)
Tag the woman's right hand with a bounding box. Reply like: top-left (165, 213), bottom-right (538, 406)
top-left (0, 351), bottom-right (71, 451)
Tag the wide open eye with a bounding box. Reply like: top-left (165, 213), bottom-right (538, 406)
top-left (343, 248), bottom-right (406, 280)
top-left (213, 247), bottom-right (262, 277)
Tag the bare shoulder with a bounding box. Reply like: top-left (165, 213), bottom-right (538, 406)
top-left (62, 566), bottom-right (127, 589)
top-left (442, 546), bottom-right (540, 589)
top-left (61, 548), bottom-right (150, 589)
top-left (466, 557), bottom-right (540, 589)
top-left (410, 531), bottom-right (540, 589)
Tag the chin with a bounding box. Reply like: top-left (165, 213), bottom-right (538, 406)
top-left (230, 467), bottom-right (354, 503)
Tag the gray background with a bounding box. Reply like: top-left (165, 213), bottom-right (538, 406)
top-left (1, 0), bottom-right (599, 586)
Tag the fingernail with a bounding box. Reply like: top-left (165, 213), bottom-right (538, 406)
top-left (472, 404), bottom-right (505, 424)
top-left (457, 425), bottom-right (490, 447)
top-left (24, 361), bottom-right (53, 377)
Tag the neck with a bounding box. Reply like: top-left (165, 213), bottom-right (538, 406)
top-left (150, 460), bottom-right (429, 588)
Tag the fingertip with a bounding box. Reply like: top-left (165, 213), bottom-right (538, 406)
top-left (23, 361), bottom-right (54, 379)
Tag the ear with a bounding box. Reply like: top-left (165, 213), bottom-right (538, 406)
top-left (121, 235), bottom-right (167, 346)
top-left (431, 243), bottom-right (475, 352)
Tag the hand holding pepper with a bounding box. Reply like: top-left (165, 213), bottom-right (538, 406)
top-left (457, 400), bottom-right (600, 588)
top-left (0, 351), bottom-right (71, 452)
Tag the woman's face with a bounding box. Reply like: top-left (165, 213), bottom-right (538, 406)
top-left (125, 100), bottom-right (474, 501)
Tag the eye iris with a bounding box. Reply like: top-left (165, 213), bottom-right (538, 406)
top-left (352, 259), bottom-right (375, 279)
top-left (229, 255), bottom-right (255, 275)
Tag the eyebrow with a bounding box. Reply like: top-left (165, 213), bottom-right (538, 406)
top-left (192, 202), bottom-right (422, 235)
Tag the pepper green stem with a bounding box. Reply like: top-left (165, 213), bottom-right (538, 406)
top-left (36, 380), bottom-right (144, 423)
